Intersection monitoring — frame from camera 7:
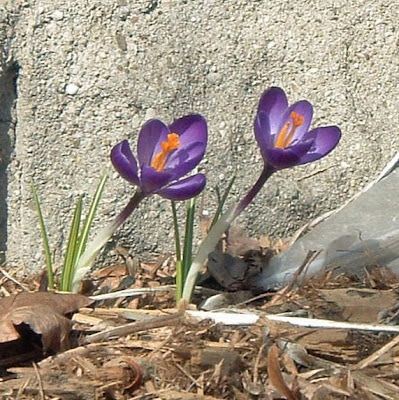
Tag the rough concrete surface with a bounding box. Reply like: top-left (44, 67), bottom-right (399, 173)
top-left (0, 0), bottom-right (398, 270)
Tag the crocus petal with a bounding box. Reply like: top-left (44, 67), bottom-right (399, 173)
top-left (111, 114), bottom-right (208, 198)
top-left (140, 165), bottom-right (173, 194)
top-left (156, 174), bottom-right (206, 201)
top-left (263, 140), bottom-right (314, 169)
top-left (276, 100), bottom-right (313, 141)
top-left (297, 126), bottom-right (342, 165)
top-left (254, 111), bottom-right (272, 159)
top-left (168, 114), bottom-right (208, 148)
top-left (257, 87), bottom-right (288, 135)
top-left (110, 140), bottom-right (140, 186)
top-left (165, 141), bottom-right (206, 180)
top-left (137, 119), bottom-right (169, 166)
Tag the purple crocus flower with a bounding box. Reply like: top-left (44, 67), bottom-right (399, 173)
top-left (71, 115), bottom-right (207, 292)
top-left (254, 87), bottom-right (341, 170)
top-left (181, 87), bottom-right (343, 304)
top-left (111, 114), bottom-right (207, 200)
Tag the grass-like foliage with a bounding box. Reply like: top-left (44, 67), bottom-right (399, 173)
top-left (31, 181), bottom-right (55, 289)
top-left (211, 175), bottom-right (236, 229)
top-left (174, 175), bottom-right (236, 303)
top-left (31, 173), bottom-right (107, 291)
top-left (172, 197), bottom-right (196, 301)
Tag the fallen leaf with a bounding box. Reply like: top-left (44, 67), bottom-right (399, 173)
top-left (267, 344), bottom-right (299, 400)
top-left (319, 288), bottom-right (399, 323)
top-left (98, 356), bottom-right (143, 392)
top-left (0, 291), bottom-right (92, 354)
top-left (226, 227), bottom-right (260, 256)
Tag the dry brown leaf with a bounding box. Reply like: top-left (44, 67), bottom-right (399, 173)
top-left (0, 291), bottom-right (92, 353)
top-left (226, 227), bottom-right (260, 256)
top-left (318, 288), bottom-right (399, 323)
top-left (96, 356), bottom-right (143, 393)
top-left (267, 344), bottom-right (300, 400)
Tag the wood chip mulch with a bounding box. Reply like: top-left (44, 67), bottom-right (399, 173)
top-left (2, 258), bottom-right (399, 400)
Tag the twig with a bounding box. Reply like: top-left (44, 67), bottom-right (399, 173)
top-left (89, 285), bottom-right (176, 301)
top-left (89, 285), bottom-right (218, 301)
top-left (174, 361), bottom-right (201, 389)
top-left (351, 370), bottom-right (399, 399)
top-left (32, 362), bottom-right (45, 400)
top-left (297, 166), bottom-right (333, 181)
top-left (16, 377), bottom-right (30, 400)
top-left (234, 292), bottom-right (276, 307)
top-left (253, 343), bottom-right (265, 385)
top-left (266, 315), bottom-right (399, 333)
top-left (356, 334), bottom-right (399, 369)
top-left (38, 345), bottom-right (95, 367)
top-left (129, 388), bottom-right (170, 400)
top-left (188, 309), bottom-right (399, 333)
top-left (267, 250), bottom-right (319, 307)
top-left (148, 253), bottom-right (172, 278)
top-left (0, 264), bottom-right (29, 291)
top-left (83, 311), bottom-right (184, 344)
top-left (187, 310), bottom-right (259, 325)
top-left (148, 332), bottom-right (173, 360)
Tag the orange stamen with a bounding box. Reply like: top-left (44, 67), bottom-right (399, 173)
top-left (151, 133), bottom-right (180, 172)
top-left (274, 122), bottom-right (290, 149)
top-left (275, 111), bottom-right (304, 149)
top-left (291, 111), bottom-right (304, 128)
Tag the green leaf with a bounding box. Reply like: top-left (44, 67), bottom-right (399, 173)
top-left (174, 197), bottom-right (197, 302)
top-left (30, 181), bottom-right (54, 290)
top-left (60, 197), bottom-right (82, 292)
top-left (182, 196), bottom-right (196, 284)
top-left (172, 200), bottom-right (184, 301)
top-left (175, 259), bottom-right (183, 301)
top-left (75, 173), bottom-right (108, 262)
top-left (211, 175), bottom-right (236, 228)
top-left (71, 189), bottom-right (145, 293)
top-left (171, 201), bottom-right (182, 262)
top-left (181, 203), bottom-right (237, 304)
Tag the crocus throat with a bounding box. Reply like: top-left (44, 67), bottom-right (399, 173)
top-left (275, 111), bottom-right (304, 149)
top-left (151, 133), bottom-right (180, 172)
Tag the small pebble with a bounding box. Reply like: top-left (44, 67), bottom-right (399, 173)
top-left (65, 83), bottom-right (79, 95)
top-left (52, 10), bottom-right (64, 21)
top-left (145, 108), bottom-right (156, 119)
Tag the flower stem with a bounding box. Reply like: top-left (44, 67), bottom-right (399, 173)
top-left (180, 164), bottom-right (275, 305)
top-left (233, 163), bottom-right (275, 217)
top-left (71, 189), bottom-right (146, 292)
top-left (180, 203), bottom-right (237, 306)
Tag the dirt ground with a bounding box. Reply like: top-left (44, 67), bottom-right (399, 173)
top-left (2, 255), bottom-right (399, 400)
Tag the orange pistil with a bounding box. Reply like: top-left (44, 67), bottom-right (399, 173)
top-left (151, 133), bottom-right (180, 172)
top-left (275, 111), bottom-right (305, 149)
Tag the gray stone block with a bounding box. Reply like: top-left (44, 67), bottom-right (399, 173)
top-left (251, 159), bottom-right (399, 290)
top-left (2, 0), bottom-right (398, 270)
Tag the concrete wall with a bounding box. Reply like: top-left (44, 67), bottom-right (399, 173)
top-left (2, 0), bottom-right (398, 269)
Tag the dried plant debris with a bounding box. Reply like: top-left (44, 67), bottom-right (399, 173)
top-left (205, 228), bottom-right (276, 292)
top-left (0, 291), bottom-right (92, 367)
top-left (2, 353), bottom-right (144, 399)
top-left (3, 268), bottom-right (399, 399)
top-left (1, 304), bottom-right (399, 399)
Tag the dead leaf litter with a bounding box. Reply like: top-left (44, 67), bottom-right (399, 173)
top-left (2, 255), bottom-right (399, 399)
